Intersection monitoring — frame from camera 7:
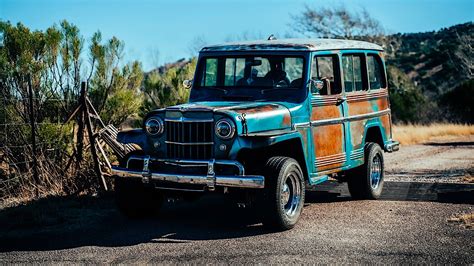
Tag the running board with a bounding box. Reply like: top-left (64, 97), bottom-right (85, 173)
top-left (309, 175), bottom-right (329, 185)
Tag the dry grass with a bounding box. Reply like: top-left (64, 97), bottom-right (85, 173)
top-left (448, 213), bottom-right (474, 229)
top-left (393, 123), bottom-right (474, 145)
top-left (461, 174), bottom-right (474, 183)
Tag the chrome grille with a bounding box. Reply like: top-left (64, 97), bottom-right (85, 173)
top-left (165, 119), bottom-right (214, 159)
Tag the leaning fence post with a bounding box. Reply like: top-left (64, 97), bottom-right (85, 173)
top-left (28, 75), bottom-right (40, 197)
top-left (82, 82), bottom-right (108, 191)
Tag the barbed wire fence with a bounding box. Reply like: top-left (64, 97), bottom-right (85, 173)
top-left (0, 79), bottom-right (127, 202)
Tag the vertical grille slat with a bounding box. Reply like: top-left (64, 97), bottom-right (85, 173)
top-left (165, 118), bottom-right (214, 160)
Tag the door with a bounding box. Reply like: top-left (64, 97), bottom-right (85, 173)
top-left (342, 52), bottom-right (390, 165)
top-left (310, 54), bottom-right (346, 173)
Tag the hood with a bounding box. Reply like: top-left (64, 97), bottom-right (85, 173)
top-left (163, 101), bottom-right (292, 136)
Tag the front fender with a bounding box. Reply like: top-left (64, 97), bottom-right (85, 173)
top-left (229, 131), bottom-right (311, 183)
top-left (117, 129), bottom-right (148, 149)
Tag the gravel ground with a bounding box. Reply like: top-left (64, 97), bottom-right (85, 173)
top-left (385, 136), bottom-right (474, 183)
top-left (0, 137), bottom-right (473, 263)
top-left (0, 196), bottom-right (472, 264)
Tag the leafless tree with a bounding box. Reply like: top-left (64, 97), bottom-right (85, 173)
top-left (291, 5), bottom-right (385, 43)
top-left (187, 35), bottom-right (208, 56)
top-left (224, 31), bottom-right (265, 42)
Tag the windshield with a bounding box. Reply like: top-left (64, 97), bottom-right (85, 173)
top-left (190, 55), bottom-right (306, 103)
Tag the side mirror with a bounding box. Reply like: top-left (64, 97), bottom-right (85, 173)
top-left (183, 79), bottom-right (193, 89)
top-left (309, 79), bottom-right (325, 94)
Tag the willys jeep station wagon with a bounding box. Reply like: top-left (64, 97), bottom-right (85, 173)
top-left (112, 38), bottom-right (399, 230)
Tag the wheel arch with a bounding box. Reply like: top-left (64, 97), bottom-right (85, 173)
top-left (363, 123), bottom-right (386, 148)
top-left (236, 134), bottom-right (310, 183)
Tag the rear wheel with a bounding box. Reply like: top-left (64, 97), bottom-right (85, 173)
top-left (347, 143), bottom-right (384, 199)
top-left (261, 156), bottom-right (305, 231)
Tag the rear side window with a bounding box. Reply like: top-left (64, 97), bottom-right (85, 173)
top-left (342, 54), bottom-right (364, 92)
top-left (311, 55), bottom-right (341, 95)
top-left (367, 54), bottom-right (386, 89)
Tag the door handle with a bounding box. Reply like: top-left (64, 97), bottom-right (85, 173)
top-left (336, 96), bottom-right (346, 105)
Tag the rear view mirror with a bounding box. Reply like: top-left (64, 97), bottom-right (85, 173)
top-left (183, 79), bottom-right (193, 89)
top-left (309, 79), bottom-right (324, 93)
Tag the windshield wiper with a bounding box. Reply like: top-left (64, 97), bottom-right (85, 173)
top-left (222, 95), bottom-right (254, 101)
top-left (204, 87), bottom-right (228, 94)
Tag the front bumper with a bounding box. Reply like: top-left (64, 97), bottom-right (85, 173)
top-left (384, 140), bottom-right (400, 152)
top-left (111, 156), bottom-right (265, 191)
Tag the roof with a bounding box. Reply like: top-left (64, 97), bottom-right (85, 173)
top-left (201, 38), bottom-right (384, 52)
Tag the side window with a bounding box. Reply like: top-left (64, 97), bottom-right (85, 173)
top-left (342, 54), bottom-right (365, 92)
top-left (342, 56), bottom-right (354, 92)
top-left (201, 58), bottom-right (218, 87)
top-left (367, 54), bottom-right (386, 90)
top-left (311, 55), bottom-right (341, 95)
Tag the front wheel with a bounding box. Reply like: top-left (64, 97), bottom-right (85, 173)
top-left (347, 142), bottom-right (385, 199)
top-left (261, 157), bottom-right (305, 231)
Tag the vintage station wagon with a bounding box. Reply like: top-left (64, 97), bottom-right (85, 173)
top-left (112, 38), bottom-right (399, 230)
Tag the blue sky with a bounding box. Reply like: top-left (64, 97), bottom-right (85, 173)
top-left (1, 0), bottom-right (473, 71)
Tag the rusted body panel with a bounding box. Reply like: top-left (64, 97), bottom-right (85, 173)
top-left (311, 96), bottom-right (345, 172)
top-left (346, 89), bottom-right (390, 151)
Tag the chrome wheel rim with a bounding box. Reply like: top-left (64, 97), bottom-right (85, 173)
top-left (280, 172), bottom-right (302, 217)
top-left (370, 153), bottom-right (382, 189)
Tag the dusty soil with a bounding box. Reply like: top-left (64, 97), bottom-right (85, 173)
top-left (0, 137), bottom-right (472, 263)
top-left (385, 135), bottom-right (474, 183)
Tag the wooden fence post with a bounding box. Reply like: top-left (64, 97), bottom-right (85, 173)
top-left (81, 82), bottom-right (108, 191)
top-left (28, 75), bottom-right (40, 197)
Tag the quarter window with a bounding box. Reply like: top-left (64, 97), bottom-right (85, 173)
top-left (367, 54), bottom-right (385, 89)
top-left (342, 54), bottom-right (364, 92)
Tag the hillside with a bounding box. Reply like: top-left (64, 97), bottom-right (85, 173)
top-left (146, 22), bottom-right (473, 123)
top-left (387, 22), bottom-right (473, 99)
top-left (386, 22), bottom-right (473, 122)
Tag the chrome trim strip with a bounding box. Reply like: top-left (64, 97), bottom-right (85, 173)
top-left (311, 109), bottom-right (391, 127)
top-left (314, 153), bottom-right (346, 167)
top-left (350, 149), bottom-right (364, 160)
top-left (293, 122), bottom-right (311, 129)
top-left (346, 90), bottom-right (388, 102)
top-left (165, 118), bottom-right (214, 123)
top-left (165, 141), bottom-right (214, 146)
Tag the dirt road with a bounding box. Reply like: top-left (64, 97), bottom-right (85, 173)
top-left (0, 138), bottom-right (473, 263)
top-left (385, 135), bottom-right (474, 183)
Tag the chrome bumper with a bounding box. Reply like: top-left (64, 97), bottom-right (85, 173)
top-left (111, 156), bottom-right (265, 190)
top-left (384, 140), bottom-right (400, 152)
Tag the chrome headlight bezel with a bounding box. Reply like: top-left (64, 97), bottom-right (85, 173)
top-left (215, 118), bottom-right (236, 140)
top-left (145, 117), bottom-right (164, 136)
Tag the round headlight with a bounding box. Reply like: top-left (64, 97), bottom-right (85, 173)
top-left (215, 119), bottom-right (235, 140)
top-left (145, 117), bottom-right (164, 136)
